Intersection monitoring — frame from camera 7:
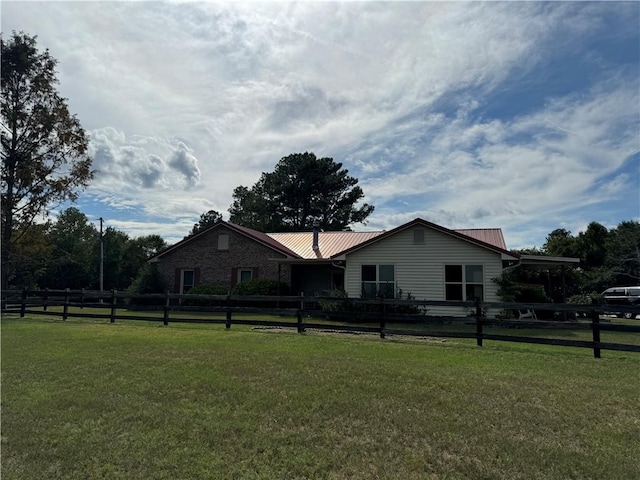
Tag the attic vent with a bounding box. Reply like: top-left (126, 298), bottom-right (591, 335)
top-left (218, 234), bottom-right (229, 250)
top-left (413, 228), bottom-right (425, 244)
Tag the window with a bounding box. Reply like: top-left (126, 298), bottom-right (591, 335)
top-left (217, 234), bottom-right (229, 250)
top-left (181, 270), bottom-right (195, 294)
top-left (413, 228), bottom-right (425, 244)
top-left (238, 268), bottom-right (253, 283)
top-left (361, 264), bottom-right (395, 299)
top-left (445, 265), bottom-right (484, 301)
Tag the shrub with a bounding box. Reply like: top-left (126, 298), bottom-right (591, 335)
top-left (126, 264), bottom-right (167, 305)
top-left (319, 288), bottom-right (425, 320)
top-left (231, 279), bottom-right (289, 296)
top-left (187, 283), bottom-right (229, 295)
top-left (566, 292), bottom-right (599, 305)
top-left (182, 283), bottom-right (229, 306)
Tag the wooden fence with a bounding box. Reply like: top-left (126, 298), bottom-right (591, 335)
top-left (2, 288), bottom-right (639, 358)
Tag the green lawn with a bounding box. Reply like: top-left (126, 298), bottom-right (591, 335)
top-left (2, 316), bottom-right (639, 479)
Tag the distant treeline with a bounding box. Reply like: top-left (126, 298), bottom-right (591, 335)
top-left (7, 207), bottom-right (167, 291)
top-left (497, 220), bottom-right (640, 303)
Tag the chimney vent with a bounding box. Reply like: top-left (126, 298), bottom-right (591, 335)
top-left (312, 222), bottom-right (320, 251)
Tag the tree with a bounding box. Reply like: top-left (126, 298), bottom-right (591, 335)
top-left (121, 234), bottom-right (168, 287)
top-left (189, 210), bottom-right (223, 236)
top-left (128, 234), bottom-right (167, 258)
top-left (10, 221), bottom-right (53, 288)
top-left (229, 152), bottom-right (374, 232)
top-left (577, 222), bottom-right (609, 270)
top-left (543, 228), bottom-right (578, 258)
top-left (42, 207), bottom-right (97, 289)
top-left (229, 183), bottom-right (276, 232)
top-left (606, 220), bottom-right (640, 284)
top-left (1, 32), bottom-right (93, 289)
top-left (101, 227), bottom-right (130, 290)
top-left (127, 263), bottom-right (167, 305)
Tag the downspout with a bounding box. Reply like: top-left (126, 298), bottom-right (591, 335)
top-left (331, 259), bottom-right (346, 293)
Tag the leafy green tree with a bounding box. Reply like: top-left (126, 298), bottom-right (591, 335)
top-left (10, 221), bottom-right (53, 288)
top-left (43, 207), bottom-right (97, 289)
top-left (1, 32), bottom-right (93, 289)
top-left (577, 222), bottom-right (609, 270)
top-left (543, 228), bottom-right (578, 258)
top-left (127, 234), bottom-right (167, 259)
top-left (606, 220), bottom-right (640, 285)
top-left (127, 263), bottom-right (167, 305)
top-left (189, 210), bottom-right (223, 236)
top-left (229, 152), bottom-right (374, 232)
top-left (98, 230), bottom-right (168, 291)
top-left (120, 234), bottom-right (168, 287)
top-left (101, 227), bottom-right (130, 290)
top-left (229, 183), bottom-right (275, 231)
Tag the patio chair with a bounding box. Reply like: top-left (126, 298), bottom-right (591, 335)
top-left (517, 309), bottom-right (537, 320)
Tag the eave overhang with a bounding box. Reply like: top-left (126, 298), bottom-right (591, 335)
top-left (519, 255), bottom-right (581, 267)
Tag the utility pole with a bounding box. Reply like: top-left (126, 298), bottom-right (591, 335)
top-left (99, 217), bottom-right (104, 292)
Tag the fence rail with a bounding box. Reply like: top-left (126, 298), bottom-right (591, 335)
top-left (2, 288), bottom-right (639, 358)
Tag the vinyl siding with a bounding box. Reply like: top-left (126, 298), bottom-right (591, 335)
top-left (344, 226), bottom-right (503, 316)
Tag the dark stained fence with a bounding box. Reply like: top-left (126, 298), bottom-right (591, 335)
top-left (2, 289), bottom-right (639, 358)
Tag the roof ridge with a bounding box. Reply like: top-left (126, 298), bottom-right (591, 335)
top-left (268, 230), bottom-right (384, 235)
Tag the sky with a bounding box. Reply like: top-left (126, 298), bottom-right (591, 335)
top-left (2, 1), bottom-right (639, 249)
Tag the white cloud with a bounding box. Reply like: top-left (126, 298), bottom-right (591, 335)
top-left (358, 79), bottom-right (639, 235)
top-left (2, 1), bottom-right (637, 247)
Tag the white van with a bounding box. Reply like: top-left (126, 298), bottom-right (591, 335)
top-left (602, 286), bottom-right (640, 319)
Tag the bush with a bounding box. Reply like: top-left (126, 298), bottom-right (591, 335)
top-left (126, 264), bottom-right (167, 305)
top-left (182, 283), bottom-right (229, 307)
top-left (231, 279), bottom-right (289, 296)
top-left (565, 292), bottom-right (600, 319)
top-left (319, 288), bottom-right (425, 321)
top-left (566, 292), bottom-right (599, 305)
top-left (187, 283), bottom-right (229, 295)
top-left (228, 278), bottom-right (291, 309)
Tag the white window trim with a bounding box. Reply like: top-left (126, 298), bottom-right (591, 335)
top-left (361, 264), bottom-right (396, 299)
top-left (444, 264), bottom-right (485, 301)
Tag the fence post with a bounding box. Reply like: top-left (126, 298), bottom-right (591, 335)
top-left (380, 299), bottom-right (386, 339)
top-left (20, 287), bottom-right (27, 318)
top-left (475, 298), bottom-right (483, 347)
top-left (297, 293), bottom-right (305, 333)
top-left (591, 309), bottom-right (601, 359)
top-left (62, 288), bottom-right (70, 321)
top-left (225, 294), bottom-right (232, 329)
top-left (43, 288), bottom-right (49, 312)
top-left (163, 290), bottom-right (170, 326)
top-left (110, 289), bottom-right (117, 324)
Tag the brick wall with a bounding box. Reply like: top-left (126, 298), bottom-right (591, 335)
top-left (154, 226), bottom-right (292, 293)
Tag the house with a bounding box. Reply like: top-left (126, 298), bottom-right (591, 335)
top-left (151, 217), bottom-right (569, 316)
top-left (149, 222), bottom-right (300, 294)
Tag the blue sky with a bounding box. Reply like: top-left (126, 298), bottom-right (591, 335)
top-left (3, 1), bottom-right (639, 248)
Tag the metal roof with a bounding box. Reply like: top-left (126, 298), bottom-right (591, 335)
top-left (453, 229), bottom-right (507, 250)
top-left (230, 223), bottom-right (301, 258)
top-left (150, 218), bottom-right (516, 263)
top-left (267, 231), bottom-right (385, 259)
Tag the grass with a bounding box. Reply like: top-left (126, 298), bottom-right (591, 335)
top-left (2, 315), bottom-right (639, 479)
